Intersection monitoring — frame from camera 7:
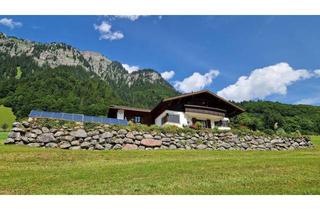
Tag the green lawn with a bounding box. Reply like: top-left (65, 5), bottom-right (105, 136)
top-left (0, 132), bottom-right (8, 142)
top-left (0, 105), bottom-right (16, 130)
top-left (310, 135), bottom-right (320, 145)
top-left (0, 132), bottom-right (319, 195)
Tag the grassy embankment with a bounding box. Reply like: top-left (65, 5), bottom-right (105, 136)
top-left (0, 132), bottom-right (319, 194)
top-left (0, 105), bottom-right (16, 131)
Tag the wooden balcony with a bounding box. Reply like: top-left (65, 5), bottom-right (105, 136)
top-left (184, 104), bottom-right (226, 117)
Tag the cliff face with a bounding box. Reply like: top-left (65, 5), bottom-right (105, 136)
top-left (0, 32), bottom-right (176, 92)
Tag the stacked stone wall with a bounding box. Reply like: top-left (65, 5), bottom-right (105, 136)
top-left (4, 121), bottom-right (313, 151)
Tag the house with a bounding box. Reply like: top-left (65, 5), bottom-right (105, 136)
top-left (107, 90), bottom-right (244, 130)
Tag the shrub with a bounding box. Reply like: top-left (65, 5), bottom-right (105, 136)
top-left (124, 123), bottom-right (196, 134)
top-left (126, 123), bottom-right (152, 132)
top-left (276, 128), bottom-right (286, 136)
top-left (212, 127), bottom-right (219, 133)
top-left (194, 122), bottom-right (203, 130)
top-left (264, 129), bottom-right (274, 135)
top-left (290, 130), bottom-right (302, 138)
top-left (148, 124), bottom-right (163, 131)
top-left (181, 126), bottom-right (196, 134)
top-left (84, 122), bottom-right (101, 130)
top-left (161, 124), bottom-right (182, 133)
top-left (1, 123), bottom-right (8, 131)
top-left (35, 118), bottom-right (76, 129)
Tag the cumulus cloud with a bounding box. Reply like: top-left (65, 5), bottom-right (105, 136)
top-left (94, 16), bottom-right (160, 41)
top-left (174, 70), bottom-right (220, 93)
top-left (100, 31), bottom-right (124, 41)
top-left (314, 69), bottom-right (320, 77)
top-left (122, 63), bottom-right (140, 73)
top-left (114, 15), bottom-right (140, 21)
top-left (217, 63), bottom-right (313, 102)
top-left (161, 70), bottom-right (175, 80)
top-left (94, 21), bottom-right (124, 41)
top-left (0, 18), bottom-right (22, 29)
top-left (94, 21), bottom-right (111, 33)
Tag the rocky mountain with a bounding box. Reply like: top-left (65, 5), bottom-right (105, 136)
top-left (0, 32), bottom-right (178, 117)
top-left (0, 32), bottom-right (174, 88)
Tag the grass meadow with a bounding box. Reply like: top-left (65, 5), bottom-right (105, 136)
top-left (0, 132), bottom-right (319, 195)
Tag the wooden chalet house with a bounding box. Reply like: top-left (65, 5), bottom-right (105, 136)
top-left (108, 90), bottom-right (244, 130)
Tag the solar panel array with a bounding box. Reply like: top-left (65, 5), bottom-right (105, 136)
top-left (28, 110), bottom-right (128, 126)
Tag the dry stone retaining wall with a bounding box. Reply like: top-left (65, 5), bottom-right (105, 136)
top-left (4, 121), bottom-right (313, 151)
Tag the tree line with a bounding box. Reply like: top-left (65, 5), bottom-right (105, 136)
top-left (232, 101), bottom-right (320, 135)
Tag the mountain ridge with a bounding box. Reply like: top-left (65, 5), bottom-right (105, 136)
top-left (0, 32), bottom-right (178, 117)
top-left (0, 32), bottom-right (178, 110)
top-left (0, 32), bottom-right (169, 86)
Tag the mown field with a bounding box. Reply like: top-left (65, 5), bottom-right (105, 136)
top-left (0, 105), bottom-right (16, 130)
top-left (0, 132), bottom-right (319, 195)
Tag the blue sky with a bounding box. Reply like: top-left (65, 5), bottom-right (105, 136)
top-left (1, 15), bottom-right (320, 105)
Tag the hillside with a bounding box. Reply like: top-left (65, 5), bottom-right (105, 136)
top-left (232, 101), bottom-right (320, 135)
top-left (0, 32), bottom-right (178, 118)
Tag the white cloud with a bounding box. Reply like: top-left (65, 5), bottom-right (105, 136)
top-left (161, 70), bottom-right (175, 80)
top-left (100, 31), bottom-right (124, 41)
top-left (114, 15), bottom-right (140, 21)
top-left (122, 63), bottom-right (140, 73)
top-left (314, 69), bottom-right (320, 77)
top-left (94, 21), bottom-right (124, 41)
top-left (0, 18), bottom-right (22, 29)
top-left (109, 15), bottom-right (163, 22)
top-left (217, 63), bottom-right (313, 102)
top-left (94, 21), bottom-right (111, 33)
top-left (174, 70), bottom-right (220, 93)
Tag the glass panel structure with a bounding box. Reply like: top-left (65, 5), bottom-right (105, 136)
top-left (28, 110), bottom-right (128, 126)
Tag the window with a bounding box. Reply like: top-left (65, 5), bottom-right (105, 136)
top-left (117, 110), bottom-right (124, 120)
top-left (200, 120), bottom-right (210, 128)
top-left (216, 119), bottom-right (229, 127)
top-left (161, 113), bottom-right (180, 124)
top-left (192, 118), bottom-right (211, 128)
top-left (221, 118), bottom-right (229, 127)
top-left (134, 116), bottom-right (141, 123)
top-left (161, 114), bottom-right (168, 125)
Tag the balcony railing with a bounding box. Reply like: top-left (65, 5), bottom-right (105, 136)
top-left (184, 104), bottom-right (226, 117)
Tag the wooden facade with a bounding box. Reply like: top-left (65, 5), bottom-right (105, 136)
top-left (184, 104), bottom-right (226, 117)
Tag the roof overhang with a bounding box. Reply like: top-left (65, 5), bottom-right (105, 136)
top-left (151, 90), bottom-right (245, 117)
top-left (109, 105), bottom-right (151, 113)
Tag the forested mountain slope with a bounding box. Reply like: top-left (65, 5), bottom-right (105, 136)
top-left (233, 101), bottom-right (320, 134)
top-left (0, 32), bottom-right (178, 118)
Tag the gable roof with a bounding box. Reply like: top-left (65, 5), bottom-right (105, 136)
top-left (160, 90), bottom-right (245, 112)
